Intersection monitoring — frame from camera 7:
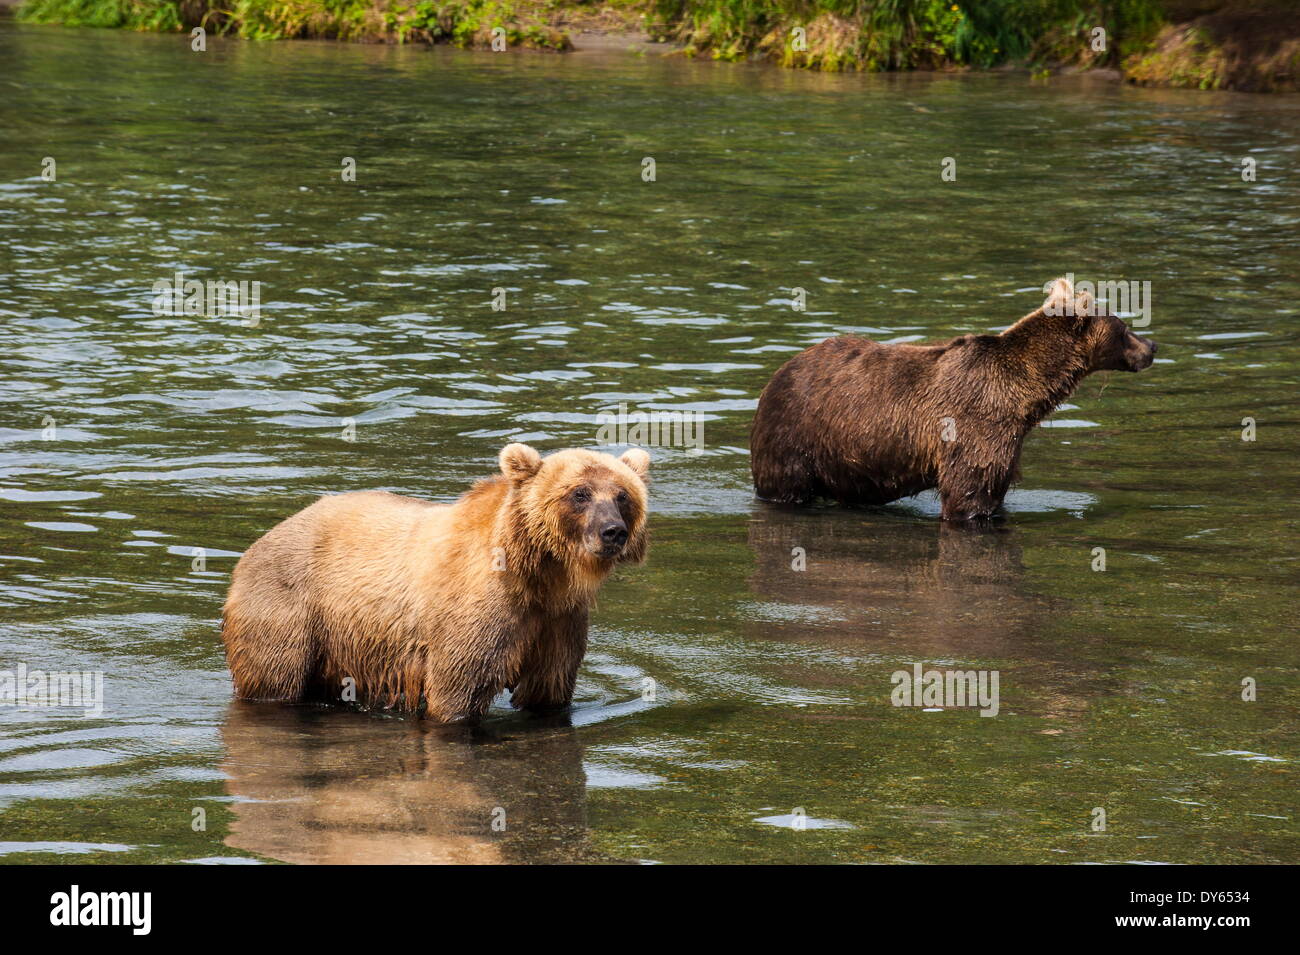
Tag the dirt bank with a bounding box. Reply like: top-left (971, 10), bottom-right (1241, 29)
top-left (1126, 7), bottom-right (1300, 91)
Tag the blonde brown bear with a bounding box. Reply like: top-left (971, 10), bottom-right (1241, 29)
top-left (221, 444), bottom-right (650, 723)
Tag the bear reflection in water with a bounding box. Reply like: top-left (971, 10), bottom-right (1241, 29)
top-left (221, 701), bottom-right (610, 864)
top-left (745, 508), bottom-right (1117, 722)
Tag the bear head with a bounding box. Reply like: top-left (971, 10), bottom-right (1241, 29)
top-left (498, 443), bottom-right (651, 569)
top-left (1041, 276), bottom-right (1157, 373)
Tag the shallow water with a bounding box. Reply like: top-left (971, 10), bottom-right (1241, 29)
top-left (0, 21), bottom-right (1297, 864)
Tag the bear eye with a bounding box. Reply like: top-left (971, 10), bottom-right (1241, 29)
top-left (571, 487), bottom-right (591, 505)
top-left (616, 490), bottom-right (629, 505)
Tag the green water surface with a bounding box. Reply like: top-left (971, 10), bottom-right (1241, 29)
top-left (0, 21), bottom-right (1296, 864)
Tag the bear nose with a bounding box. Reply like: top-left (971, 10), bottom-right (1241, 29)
top-left (600, 523), bottom-right (628, 547)
top-left (1149, 341), bottom-right (1158, 355)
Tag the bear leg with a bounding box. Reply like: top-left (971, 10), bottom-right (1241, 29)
top-left (509, 609), bottom-right (589, 715)
top-left (417, 618), bottom-right (538, 723)
top-left (938, 451), bottom-right (1016, 522)
top-left (752, 448), bottom-right (819, 504)
top-left (222, 592), bottom-right (316, 702)
top-left (418, 669), bottom-right (498, 724)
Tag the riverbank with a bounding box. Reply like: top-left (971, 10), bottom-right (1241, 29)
top-left (1125, 7), bottom-right (1300, 92)
top-left (9, 1), bottom-right (1299, 91)
top-left (10, 0), bottom-right (651, 51)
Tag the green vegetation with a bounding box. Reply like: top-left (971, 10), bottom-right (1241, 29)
top-left (13, 0), bottom-right (1166, 61)
top-left (15, 0), bottom-right (580, 50)
top-left (645, 1), bottom-right (1167, 71)
top-left (1124, 6), bottom-right (1300, 92)
top-left (13, 0), bottom-right (1299, 90)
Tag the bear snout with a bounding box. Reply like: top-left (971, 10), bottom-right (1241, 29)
top-left (597, 521), bottom-right (629, 556)
top-left (1127, 336), bottom-right (1157, 371)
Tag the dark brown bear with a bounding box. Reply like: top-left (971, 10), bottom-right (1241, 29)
top-left (750, 278), bottom-right (1157, 521)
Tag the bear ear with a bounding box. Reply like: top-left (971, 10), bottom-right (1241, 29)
top-left (1073, 287), bottom-right (1095, 321)
top-left (1042, 277), bottom-right (1074, 316)
top-left (499, 443), bottom-right (542, 483)
top-left (619, 447), bottom-right (650, 480)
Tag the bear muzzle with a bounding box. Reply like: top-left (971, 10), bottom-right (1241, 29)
top-left (594, 520), bottom-right (629, 559)
top-left (1125, 335), bottom-right (1157, 371)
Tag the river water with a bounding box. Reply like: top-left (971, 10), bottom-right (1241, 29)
top-left (1, 20), bottom-right (1296, 864)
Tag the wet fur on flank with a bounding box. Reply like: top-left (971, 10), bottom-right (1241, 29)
top-left (750, 278), bottom-right (1157, 521)
top-left (222, 444), bottom-right (650, 722)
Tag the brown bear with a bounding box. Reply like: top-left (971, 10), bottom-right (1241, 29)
top-left (750, 278), bottom-right (1157, 521)
top-left (221, 444), bottom-right (650, 722)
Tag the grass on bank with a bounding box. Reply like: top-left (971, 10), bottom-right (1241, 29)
top-left (14, 0), bottom-right (1300, 89)
top-left (9, 0), bottom-right (1171, 64)
top-left (14, 0), bottom-right (589, 50)
top-left (645, 0), bottom-right (1166, 72)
